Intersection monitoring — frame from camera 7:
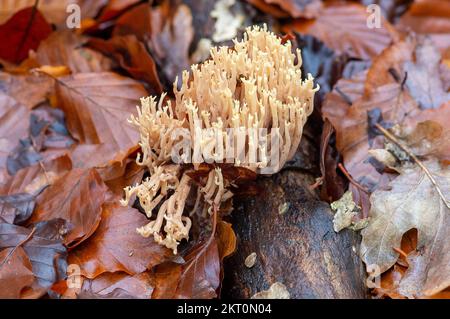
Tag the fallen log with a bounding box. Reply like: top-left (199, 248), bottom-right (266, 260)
top-left (221, 170), bottom-right (368, 299)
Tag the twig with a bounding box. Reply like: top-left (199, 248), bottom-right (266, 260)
top-left (338, 163), bottom-right (369, 194)
top-left (375, 123), bottom-right (450, 209)
top-left (0, 227), bottom-right (36, 269)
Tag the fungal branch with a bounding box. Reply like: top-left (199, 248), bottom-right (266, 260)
top-left (121, 25), bottom-right (319, 254)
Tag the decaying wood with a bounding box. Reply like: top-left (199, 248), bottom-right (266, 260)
top-left (221, 170), bottom-right (368, 299)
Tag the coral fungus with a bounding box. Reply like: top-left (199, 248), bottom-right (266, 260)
top-left (121, 25), bottom-right (319, 253)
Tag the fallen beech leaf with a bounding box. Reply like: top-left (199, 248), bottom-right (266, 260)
top-left (403, 38), bottom-right (450, 109)
top-left (100, 159), bottom-right (144, 196)
top-left (149, 3), bottom-right (194, 84)
top-left (264, 0), bottom-right (322, 18)
top-left (0, 0), bottom-right (107, 27)
top-left (78, 271), bottom-right (153, 299)
top-left (55, 72), bottom-right (147, 157)
top-left (364, 38), bottom-right (415, 96)
top-left (97, 0), bottom-right (142, 22)
top-left (361, 161), bottom-right (450, 297)
top-left (5, 104), bottom-right (75, 177)
top-left (0, 219), bottom-right (68, 295)
top-left (30, 168), bottom-right (108, 248)
top-left (0, 6), bottom-right (52, 64)
top-left (360, 0), bottom-right (413, 23)
top-left (0, 193), bottom-right (35, 225)
top-left (152, 237), bottom-right (220, 299)
top-left (0, 72), bottom-right (53, 109)
top-left (401, 102), bottom-right (450, 161)
top-left (69, 203), bottom-right (172, 279)
top-left (0, 155), bottom-right (72, 196)
top-left (112, 2), bottom-right (151, 41)
top-left (0, 246), bottom-right (34, 298)
top-left (0, 93), bottom-right (30, 182)
top-left (36, 31), bottom-right (113, 73)
top-left (398, 0), bottom-right (450, 53)
top-left (34, 65), bottom-right (71, 77)
top-left (87, 35), bottom-right (163, 94)
top-left (283, 3), bottom-right (397, 60)
top-left (245, 0), bottom-right (290, 18)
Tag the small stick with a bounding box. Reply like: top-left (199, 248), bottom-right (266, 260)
top-left (338, 163), bottom-right (369, 194)
top-left (375, 123), bottom-right (450, 209)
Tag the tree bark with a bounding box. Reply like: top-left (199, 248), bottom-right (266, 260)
top-left (221, 170), bottom-right (368, 299)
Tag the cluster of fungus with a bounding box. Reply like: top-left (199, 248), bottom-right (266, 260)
top-left (120, 25), bottom-right (319, 254)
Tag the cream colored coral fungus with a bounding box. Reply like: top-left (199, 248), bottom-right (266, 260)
top-left (121, 25), bottom-right (319, 254)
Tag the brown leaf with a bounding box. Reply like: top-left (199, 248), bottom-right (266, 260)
top-left (0, 246), bottom-right (34, 298)
top-left (0, 92), bottom-right (30, 182)
top-left (245, 0), bottom-right (290, 18)
top-left (0, 219), bottom-right (68, 295)
top-left (0, 193), bottom-right (35, 225)
top-left (0, 0), bottom-right (107, 27)
top-left (54, 72), bottom-right (147, 163)
top-left (403, 38), bottom-right (450, 109)
top-left (0, 6), bottom-right (52, 64)
top-left (282, 3), bottom-right (397, 60)
top-left (112, 2), bottom-right (151, 41)
top-left (216, 220), bottom-right (236, 259)
top-left (30, 168), bottom-right (108, 248)
top-left (152, 238), bottom-right (220, 299)
top-left (78, 271), bottom-right (153, 299)
top-left (87, 35), bottom-right (163, 94)
top-left (398, 0), bottom-right (450, 53)
top-left (0, 155), bottom-right (72, 197)
top-left (0, 72), bottom-right (53, 109)
top-left (69, 203), bottom-right (171, 279)
top-left (100, 158), bottom-right (144, 196)
top-left (149, 3), bottom-right (194, 84)
top-left (35, 31), bottom-right (113, 73)
top-left (264, 0), bottom-right (322, 18)
top-left (361, 161), bottom-right (450, 297)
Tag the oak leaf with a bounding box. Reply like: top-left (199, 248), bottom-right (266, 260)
top-left (361, 161), bottom-right (450, 297)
